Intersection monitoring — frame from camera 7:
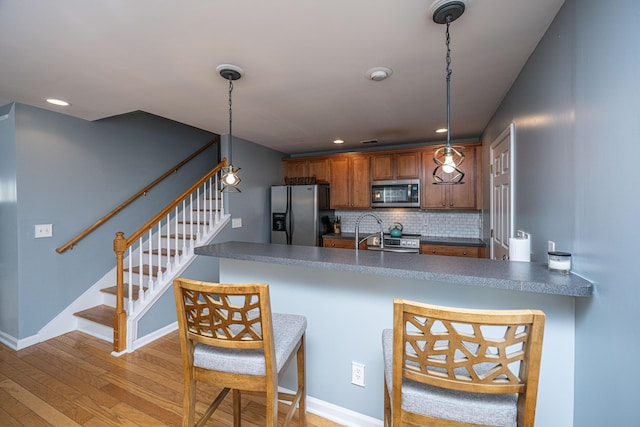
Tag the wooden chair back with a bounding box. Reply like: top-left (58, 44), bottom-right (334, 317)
top-left (392, 299), bottom-right (545, 427)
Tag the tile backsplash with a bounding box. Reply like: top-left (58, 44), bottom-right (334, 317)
top-left (334, 209), bottom-right (482, 238)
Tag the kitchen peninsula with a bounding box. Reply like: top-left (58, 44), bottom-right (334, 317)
top-left (195, 241), bottom-right (593, 426)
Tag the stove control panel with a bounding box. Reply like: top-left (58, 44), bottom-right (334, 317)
top-left (383, 237), bottom-right (420, 249)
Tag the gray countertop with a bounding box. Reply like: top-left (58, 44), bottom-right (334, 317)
top-left (323, 232), bottom-right (486, 247)
top-left (195, 241), bottom-right (593, 297)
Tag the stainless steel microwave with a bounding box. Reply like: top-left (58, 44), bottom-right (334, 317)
top-left (371, 179), bottom-right (420, 208)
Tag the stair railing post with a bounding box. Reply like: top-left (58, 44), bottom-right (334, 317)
top-left (113, 231), bottom-right (128, 353)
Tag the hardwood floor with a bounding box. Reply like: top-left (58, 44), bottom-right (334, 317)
top-left (0, 331), bottom-right (343, 426)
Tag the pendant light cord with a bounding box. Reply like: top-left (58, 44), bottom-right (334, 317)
top-left (228, 78), bottom-right (234, 164)
top-left (445, 16), bottom-right (452, 148)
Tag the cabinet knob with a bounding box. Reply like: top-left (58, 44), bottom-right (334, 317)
top-left (431, 250), bottom-right (436, 254)
top-left (463, 251), bottom-right (467, 255)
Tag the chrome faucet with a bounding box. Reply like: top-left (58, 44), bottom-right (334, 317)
top-left (354, 212), bottom-right (384, 251)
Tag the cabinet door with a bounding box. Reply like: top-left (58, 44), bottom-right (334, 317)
top-left (282, 159), bottom-right (307, 183)
top-left (421, 147), bottom-right (477, 209)
top-left (448, 146), bottom-right (476, 208)
top-left (420, 244), bottom-right (481, 258)
top-left (395, 151), bottom-right (420, 179)
top-left (351, 156), bottom-right (371, 208)
top-left (371, 151), bottom-right (419, 180)
top-left (421, 150), bottom-right (447, 208)
top-left (308, 158), bottom-right (329, 183)
top-left (371, 154), bottom-right (394, 180)
top-left (329, 157), bottom-right (350, 208)
top-left (323, 237), bottom-right (366, 249)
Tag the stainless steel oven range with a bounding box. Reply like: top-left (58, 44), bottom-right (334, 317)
top-left (366, 233), bottom-right (421, 253)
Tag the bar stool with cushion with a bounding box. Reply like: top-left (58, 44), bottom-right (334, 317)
top-left (382, 299), bottom-right (545, 427)
top-left (173, 278), bottom-right (306, 427)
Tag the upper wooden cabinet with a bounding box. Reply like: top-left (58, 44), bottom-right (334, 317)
top-left (329, 154), bottom-right (371, 209)
top-left (420, 144), bottom-right (479, 210)
top-left (281, 143), bottom-right (481, 210)
top-left (282, 157), bottom-right (329, 183)
top-left (371, 151), bottom-right (420, 181)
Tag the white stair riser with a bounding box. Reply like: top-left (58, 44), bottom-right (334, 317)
top-left (76, 318), bottom-right (114, 343)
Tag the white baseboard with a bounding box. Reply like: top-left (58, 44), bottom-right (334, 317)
top-left (278, 387), bottom-right (382, 427)
top-left (0, 329), bottom-right (44, 350)
top-left (129, 321), bottom-right (178, 353)
top-left (0, 330), bottom-right (18, 350)
top-left (306, 395), bottom-right (382, 427)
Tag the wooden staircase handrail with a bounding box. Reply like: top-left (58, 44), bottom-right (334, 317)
top-left (112, 157), bottom-right (228, 353)
top-left (124, 158), bottom-right (227, 246)
top-left (56, 138), bottom-right (219, 254)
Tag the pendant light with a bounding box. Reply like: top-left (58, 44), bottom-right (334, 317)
top-left (217, 64), bottom-right (244, 192)
top-left (432, 0), bottom-right (466, 185)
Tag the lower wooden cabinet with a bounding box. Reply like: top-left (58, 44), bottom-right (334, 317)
top-left (322, 237), bottom-right (366, 250)
top-left (420, 244), bottom-right (485, 258)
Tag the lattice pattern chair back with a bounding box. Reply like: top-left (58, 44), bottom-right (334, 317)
top-left (384, 299), bottom-right (545, 427)
top-left (181, 282), bottom-right (270, 350)
top-left (174, 278), bottom-right (306, 427)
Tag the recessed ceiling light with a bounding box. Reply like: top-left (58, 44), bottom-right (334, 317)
top-left (333, 139), bottom-right (345, 144)
top-left (366, 67), bottom-right (393, 82)
top-left (46, 98), bottom-right (70, 107)
top-left (435, 128), bottom-right (448, 133)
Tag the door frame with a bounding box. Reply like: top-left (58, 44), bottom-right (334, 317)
top-left (489, 123), bottom-right (515, 259)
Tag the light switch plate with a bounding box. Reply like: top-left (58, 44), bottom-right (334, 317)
top-left (232, 218), bottom-right (242, 228)
top-left (35, 224), bottom-right (53, 238)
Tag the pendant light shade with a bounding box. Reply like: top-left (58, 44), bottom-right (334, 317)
top-left (432, 1), bottom-right (466, 185)
top-left (217, 64), bottom-right (244, 192)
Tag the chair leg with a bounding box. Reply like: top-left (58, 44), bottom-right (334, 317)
top-left (233, 389), bottom-right (241, 427)
top-left (266, 384), bottom-right (278, 427)
top-left (183, 377), bottom-right (196, 427)
top-left (297, 335), bottom-right (306, 426)
top-left (383, 377), bottom-right (390, 427)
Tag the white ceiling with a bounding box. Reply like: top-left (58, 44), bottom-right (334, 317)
top-left (0, 0), bottom-right (564, 154)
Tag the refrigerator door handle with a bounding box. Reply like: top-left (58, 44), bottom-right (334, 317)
top-left (286, 187), bottom-right (292, 244)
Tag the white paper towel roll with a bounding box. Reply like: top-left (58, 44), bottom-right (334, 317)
top-left (509, 237), bottom-right (531, 262)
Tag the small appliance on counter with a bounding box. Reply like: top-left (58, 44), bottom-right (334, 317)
top-left (271, 184), bottom-right (334, 247)
top-left (389, 222), bottom-right (403, 237)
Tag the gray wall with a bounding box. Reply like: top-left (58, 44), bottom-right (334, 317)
top-left (482, 0), bottom-right (640, 424)
top-left (0, 104), bottom-right (18, 337)
top-left (482, 2), bottom-right (576, 260)
top-left (2, 103), bottom-right (220, 339)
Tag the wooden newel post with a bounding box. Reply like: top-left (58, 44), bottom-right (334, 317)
top-left (113, 232), bottom-right (127, 353)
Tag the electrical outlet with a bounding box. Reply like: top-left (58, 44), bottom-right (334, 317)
top-left (548, 240), bottom-right (556, 252)
top-left (35, 224), bottom-right (53, 238)
top-left (232, 217), bottom-right (242, 228)
top-left (351, 362), bottom-right (365, 387)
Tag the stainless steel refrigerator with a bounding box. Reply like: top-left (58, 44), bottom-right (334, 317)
top-left (271, 184), bottom-right (334, 246)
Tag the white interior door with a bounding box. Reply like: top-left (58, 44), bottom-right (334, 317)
top-left (490, 123), bottom-right (515, 260)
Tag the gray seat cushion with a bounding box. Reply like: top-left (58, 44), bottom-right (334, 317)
top-left (194, 313), bottom-right (306, 376)
top-left (382, 329), bottom-right (518, 427)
